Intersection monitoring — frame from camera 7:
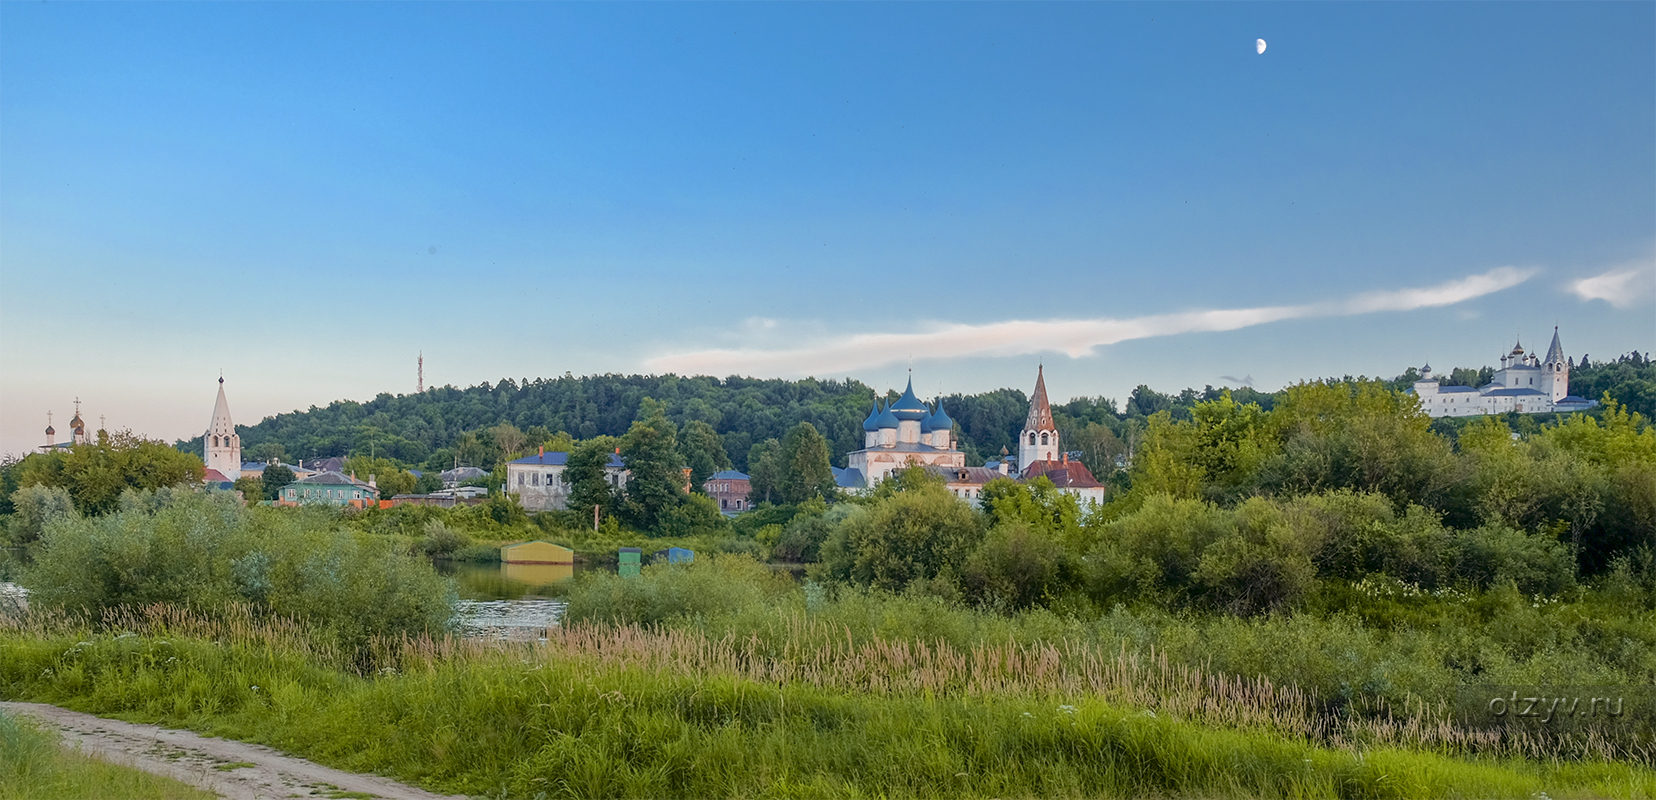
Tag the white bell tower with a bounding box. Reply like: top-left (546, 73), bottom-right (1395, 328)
top-left (1018, 365), bottom-right (1060, 473)
top-left (204, 377), bottom-right (242, 480)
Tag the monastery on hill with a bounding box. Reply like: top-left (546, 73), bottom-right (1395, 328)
top-left (840, 366), bottom-right (1106, 505)
top-left (1410, 328), bottom-right (1598, 418)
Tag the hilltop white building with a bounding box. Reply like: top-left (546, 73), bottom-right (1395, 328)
top-left (1411, 328), bottom-right (1597, 418)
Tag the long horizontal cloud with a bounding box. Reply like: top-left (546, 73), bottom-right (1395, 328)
top-left (645, 267), bottom-right (1535, 377)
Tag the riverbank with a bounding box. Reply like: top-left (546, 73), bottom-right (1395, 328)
top-left (2, 606), bottom-right (1650, 799)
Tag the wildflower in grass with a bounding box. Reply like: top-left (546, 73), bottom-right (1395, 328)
top-left (1058, 705), bottom-right (1077, 715)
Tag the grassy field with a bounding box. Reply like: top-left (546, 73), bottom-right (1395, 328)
top-left (1, 605), bottom-right (1650, 800)
top-left (0, 707), bottom-right (215, 800)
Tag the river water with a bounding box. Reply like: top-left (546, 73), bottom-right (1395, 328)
top-left (436, 559), bottom-right (591, 639)
top-left (0, 548), bottom-right (581, 641)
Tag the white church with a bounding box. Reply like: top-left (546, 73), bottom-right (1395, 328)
top-left (1410, 328), bottom-right (1598, 418)
top-left (845, 378), bottom-right (966, 485)
top-left (842, 367), bottom-right (1107, 505)
top-left (203, 376), bottom-right (243, 482)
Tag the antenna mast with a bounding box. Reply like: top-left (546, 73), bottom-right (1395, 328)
top-left (418, 352), bottom-right (424, 394)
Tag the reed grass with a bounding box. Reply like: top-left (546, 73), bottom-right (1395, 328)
top-left (1, 605), bottom-right (1650, 799)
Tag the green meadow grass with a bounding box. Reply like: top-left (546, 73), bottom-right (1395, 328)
top-left (0, 707), bottom-right (216, 800)
top-left (1, 608), bottom-right (1651, 799)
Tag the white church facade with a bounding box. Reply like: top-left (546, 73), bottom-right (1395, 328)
top-left (844, 378), bottom-right (966, 486)
top-left (1411, 329), bottom-right (1597, 418)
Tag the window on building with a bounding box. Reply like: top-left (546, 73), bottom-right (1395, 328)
top-left (1028, 433), bottom-right (1036, 445)
top-left (1041, 433), bottom-right (1049, 445)
top-left (531, 473), bottom-right (539, 486)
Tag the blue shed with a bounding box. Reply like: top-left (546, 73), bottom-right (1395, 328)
top-left (653, 547), bottom-right (694, 564)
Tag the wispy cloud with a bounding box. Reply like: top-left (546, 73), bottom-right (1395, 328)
top-left (645, 267), bottom-right (1536, 377)
top-left (1568, 260), bottom-right (1656, 309)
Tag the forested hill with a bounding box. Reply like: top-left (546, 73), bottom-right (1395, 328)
top-left (178, 354), bottom-right (1655, 475)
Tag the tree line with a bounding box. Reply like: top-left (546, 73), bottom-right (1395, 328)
top-left (169, 355), bottom-right (1653, 488)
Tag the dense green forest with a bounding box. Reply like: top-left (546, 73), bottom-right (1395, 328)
top-left (175, 353), bottom-right (1655, 480)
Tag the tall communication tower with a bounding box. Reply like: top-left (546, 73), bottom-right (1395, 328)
top-left (417, 352), bottom-right (424, 394)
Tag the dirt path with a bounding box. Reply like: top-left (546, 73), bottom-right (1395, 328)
top-left (1, 702), bottom-right (468, 800)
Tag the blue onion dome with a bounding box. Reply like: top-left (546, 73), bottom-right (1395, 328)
top-left (920, 408), bottom-right (936, 433)
top-left (874, 403), bottom-right (901, 430)
top-left (862, 400), bottom-right (884, 432)
top-left (930, 398), bottom-right (953, 432)
top-left (889, 378), bottom-right (929, 421)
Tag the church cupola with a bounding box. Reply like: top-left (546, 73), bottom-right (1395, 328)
top-left (928, 399), bottom-right (954, 448)
top-left (889, 377), bottom-right (929, 444)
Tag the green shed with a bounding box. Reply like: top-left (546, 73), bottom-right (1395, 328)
top-left (618, 547), bottom-right (642, 578)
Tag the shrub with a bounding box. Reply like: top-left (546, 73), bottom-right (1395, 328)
top-left (23, 489), bottom-right (456, 652)
top-left (1450, 523), bottom-right (1578, 596)
top-left (961, 522), bottom-right (1066, 610)
top-left (419, 520), bottom-right (470, 557)
top-left (1085, 493), bottom-right (1232, 606)
top-left (562, 553), bottom-right (790, 627)
top-left (5, 484), bottom-right (77, 545)
top-left (820, 485), bottom-right (985, 592)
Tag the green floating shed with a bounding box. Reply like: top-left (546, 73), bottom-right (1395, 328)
top-left (618, 547), bottom-right (642, 578)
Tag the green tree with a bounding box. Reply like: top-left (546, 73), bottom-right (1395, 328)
top-left (245, 442), bottom-right (287, 463)
top-left (490, 423), bottom-right (528, 462)
top-left (747, 439), bottom-right (782, 505)
top-left (14, 430), bottom-right (205, 515)
top-left (343, 455), bottom-right (419, 498)
top-left (620, 410), bottom-right (685, 533)
top-left (679, 420), bottom-right (732, 493)
top-left (566, 436), bottom-right (620, 521)
top-left (5, 484), bottom-right (78, 545)
top-left (261, 464), bottom-right (296, 500)
top-left (778, 422), bottom-right (836, 503)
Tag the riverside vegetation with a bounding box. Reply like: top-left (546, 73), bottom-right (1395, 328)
top-left (0, 380), bottom-right (1653, 797)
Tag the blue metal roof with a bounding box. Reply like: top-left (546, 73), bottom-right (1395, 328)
top-left (1438, 386), bottom-right (1479, 393)
top-left (889, 378), bottom-right (929, 421)
top-left (930, 400), bottom-right (953, 431)
top-left (506, 452), bottom-right (625, 468)
top-left (862, 400), bottom-right (884, 432)
top-left (835, 468), bottom-right (866, 488)
top-left (1484, 388), bottom-right (1546, 397)
top-left (510, 452), bottom-right (571, 466)
top-left (709, 469), bottom-right (749, 480)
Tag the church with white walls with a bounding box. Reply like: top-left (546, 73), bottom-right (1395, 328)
top-left (843, 366), bottom-right (1107, 504)
top-left (203, 377), bottom-right (242, 482)
top-left (845, 378), bottom-right (966, 485)
top-left (1411, 328), bottom-right (1598, 417)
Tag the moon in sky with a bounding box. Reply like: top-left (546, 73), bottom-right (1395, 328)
top-left (1257, 38), bottom-right (1267, 54)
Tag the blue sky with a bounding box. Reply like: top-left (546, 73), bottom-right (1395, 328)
top-left (2, 2), bottom-right (1652, 455)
